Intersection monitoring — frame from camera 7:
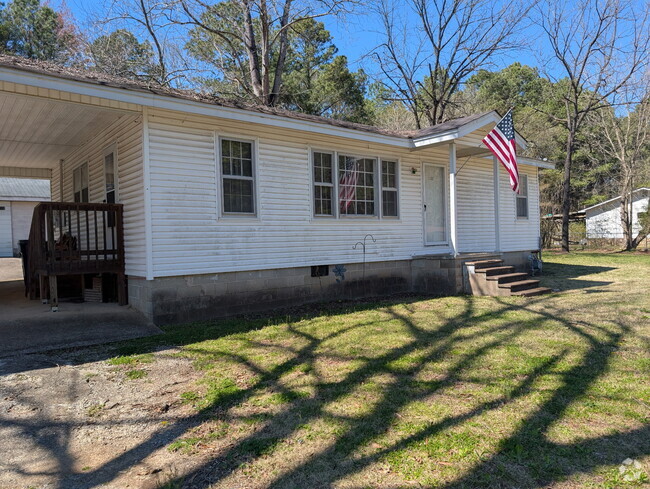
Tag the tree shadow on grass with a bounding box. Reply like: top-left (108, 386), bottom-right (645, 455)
top-left (1, 291), bottom-right (646, 489)
top-left (540, 261), bottom-right (615, 291)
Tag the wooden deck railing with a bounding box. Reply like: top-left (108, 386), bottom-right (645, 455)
top-left (25, 202), bottom-right (126, 306)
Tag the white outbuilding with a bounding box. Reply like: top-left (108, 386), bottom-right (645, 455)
top-left (0, 177), bottom-right (51, 257)
top-left (583, 188), bottom-right (650, 240)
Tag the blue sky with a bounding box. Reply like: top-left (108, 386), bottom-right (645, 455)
top-left (53, 0), bottom-right (544, 77)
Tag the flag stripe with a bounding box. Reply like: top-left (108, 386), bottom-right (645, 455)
top-left (482, 110), bottom-right (519, 193)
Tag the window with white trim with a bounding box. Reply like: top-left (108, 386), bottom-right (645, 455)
top-left (313, 151), bottom-right (334, 216)
top-left (381, 160), bottom-right (398, 217)
top-left (73, 163), bottom-right (89, 203)
top-left (221, 138), bottom-right (255, 214)
top-left (516, 174), bottom-right (528, 218)
top-left (338, 155), bottom-right (376, 216)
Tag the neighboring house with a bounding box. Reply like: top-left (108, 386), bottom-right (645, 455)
top-left (0, 55), bottom-right (553, 324)
top-left (0, 177), bottom-right (51, 257)
top-left (583, 188), bottom-right (650, 240)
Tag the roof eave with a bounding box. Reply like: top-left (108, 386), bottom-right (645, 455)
top-left (0, 66), bottom-right (414, 149)
top-left (410, 111), bottom-right (529, 150)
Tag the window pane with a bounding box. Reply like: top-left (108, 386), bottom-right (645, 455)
top-left (516, 197), bottom-right (528, 218)
top-left (222, 157), bottom-right (232, 175)
top-left (382, 190), bottom-right (398, 216)
top-left (105, 153), bottom-right (115, 195)
top-left (519, 174), bottom-right (528, 196)
top-left (222, 139), bottom-right (253, 177)
top-left (338, 156), bottom-right (376, 216)
top-left (314, 185), bottom-right (333, 215)
top-left (223, 178), bottom-right (254, 213)
top-left (313, 152), bottom-right (332, 184)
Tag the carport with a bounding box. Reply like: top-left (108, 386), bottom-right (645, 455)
top-left (0, 258), bottom-right (160, 357)
top-left (0, 57), bottom-right (161, 351)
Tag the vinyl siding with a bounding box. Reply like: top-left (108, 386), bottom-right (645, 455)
top-left (10, 200), bottom-right (38, 254)
top-left (147, 109), bottom-right (456, 277)
top-left (498, 164), bottom-right (540, 251)
top-left (586, 193), bottom-right (649, 238)
top-left (62, 114), bottom-right (146, 276)
top-left (0, 201), bottom-right (12, 256)
top-left (456, 157), bottom-right (496, 252)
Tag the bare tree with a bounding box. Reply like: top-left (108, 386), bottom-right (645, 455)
top-left (175, 0), bottom-right (356, 106)
top-left (588, 84), bottom-right (650, 250)
top-left (370, 0), bottom-right (532, 128)
top-left (535, 0), bottom-right (650, 252)
top-left (92, 0), bottom-right (190, 87)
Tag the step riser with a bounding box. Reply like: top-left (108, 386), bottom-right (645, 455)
top-left (501, 281), bottom-right (541, 292)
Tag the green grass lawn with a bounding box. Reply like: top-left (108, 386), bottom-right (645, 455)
top-left (117, 252), bottom-right (650, 488)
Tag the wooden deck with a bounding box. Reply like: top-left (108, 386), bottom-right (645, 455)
top-left (25, 202), bottom-right (126, 310)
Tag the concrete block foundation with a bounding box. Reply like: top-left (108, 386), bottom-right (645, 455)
top-left (128, 251), bottom-right (538, 324)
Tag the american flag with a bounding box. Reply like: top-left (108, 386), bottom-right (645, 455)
top-left (483, 110), bottom-right (519, 193)
top-left (339, 156), bottom-right (358, 212)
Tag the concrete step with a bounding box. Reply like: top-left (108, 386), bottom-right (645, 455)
top-left (498, 279), bottom-right (541, 292)
top-left (475, 266), bottom-right (515, 276)
top-left (485, 272), bottom-right (529, 284)
top-left (512, 287), bottom-right (553, 297)
top-left (465, 259), bottom-right (503, 269)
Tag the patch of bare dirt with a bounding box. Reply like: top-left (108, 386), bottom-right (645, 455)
top-left (0, 347), bottom-right (208, 489)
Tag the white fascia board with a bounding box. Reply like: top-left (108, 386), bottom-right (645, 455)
top-left (0, 67), bottom-right (412, 149)
top-left (411, 130), bottom-right (459, 148)
top-left (474, 155), bottom-right (554, 169)
top-left (517, 156), bottom-right (555, 169)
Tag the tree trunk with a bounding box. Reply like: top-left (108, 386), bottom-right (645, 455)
top-left (561, 131), bottom-right (574, 252)
top-left (620, 194), bottom-right (632, 251)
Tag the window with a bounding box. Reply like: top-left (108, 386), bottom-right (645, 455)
top-left (381, 160), bottom-right (398, 217)
top-left (104, 150), bottom-right (118, 227)
top-left (73, 163), bottom-right (89, 203)
top-left (104, 152), bottom-right (117, 204)
top-left (338, 155), bottom-right (376, 216)
top-left (312, 151), bottom-right (400, 219)
top-left (516, 174), bottom-right (528, 218)
top-left (313, 152), bottom-right (334, 216)
top-left (221, 138), bottom-right (255, 214)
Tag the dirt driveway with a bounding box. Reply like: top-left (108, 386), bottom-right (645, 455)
top-left (0, 347), bottom-right (207, 489)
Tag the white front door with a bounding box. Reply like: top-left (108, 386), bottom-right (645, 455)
top-left (423, 164), bottom-right (447, 245)
top-left (0, 201), bottom-right (13, 257)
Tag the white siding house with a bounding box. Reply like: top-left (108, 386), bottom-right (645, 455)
top-left (0, 178), bottom-right (51, 256)
top-left (583, 188), bottom-right (650, 239)
top-left (0, 55), bottom-right (553, 323)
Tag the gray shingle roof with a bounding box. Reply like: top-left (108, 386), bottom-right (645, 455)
top-left (0, 178), bottom-right (51, 200)
top-left (0, 54), bottom-right (496, 141)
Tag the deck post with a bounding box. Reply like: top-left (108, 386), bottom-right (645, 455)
top-left (449, 142), bottom-right (458, 256)
top-left (49, 275), bottom-right (58, 312)
top-left (39, 274), bottom-right (48, 304)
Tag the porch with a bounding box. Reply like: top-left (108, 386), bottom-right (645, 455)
top-left (24, 201), bottom-right (127, 311)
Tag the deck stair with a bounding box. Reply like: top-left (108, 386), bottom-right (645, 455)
top-left (465, 259), bottom-right (551, 297)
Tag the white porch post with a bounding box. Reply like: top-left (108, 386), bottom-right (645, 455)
top-left (493, 156), bottom-right (501, 252)
top-left (449, 142), bottom-right (458, 256)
